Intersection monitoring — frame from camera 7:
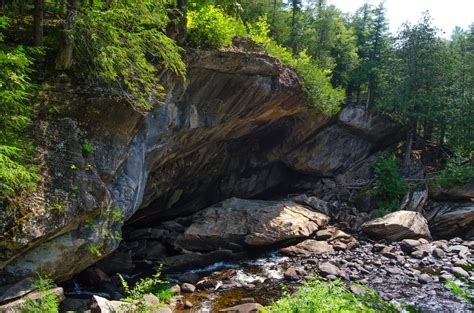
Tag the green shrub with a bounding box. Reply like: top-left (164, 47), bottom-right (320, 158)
top-left (261, 278), bottom-right (399, 312)
top-left (372, 154), bottom-right (409, 215)
top-left (119, 269), bottom-right (172, 312)
top-left (248, 16), bottom-right (344, 115)
top-left (0, 16), bottom-right (39, 202)
top-left (21, 274), bottom-right (59, 313)
top-left (187, 4), bottom-right (246, 47)
top-left (430, 155), bottom-right (474, 190)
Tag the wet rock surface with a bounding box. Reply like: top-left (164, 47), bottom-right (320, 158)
top-left (60, 230), bottom-right (473, 312)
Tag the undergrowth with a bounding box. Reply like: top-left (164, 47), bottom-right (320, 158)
top-left (261, 277), bottom-right (399, 312)
top-left (248, 16), bottom-right (345, 116)
top-left (372, 154), bottom-right (409, 216)
top-left (118, 268), bottom-right (172, 312)
top-left (0, 16), bottom-right (39, 203)
top-left (20, 274), bottom-right (59, 313)
top-left (429, 154), bottom-right (474, 190)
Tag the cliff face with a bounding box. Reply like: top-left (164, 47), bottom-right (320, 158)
top-left (0, 47), bottom-right (401, 287)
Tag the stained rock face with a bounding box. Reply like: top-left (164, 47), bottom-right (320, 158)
top-left (175, 198), bottom-right (329, 251)
top-left (425, 202), bottom-right (474, 239)
top-left (361, 211), bottom-right (431, 241)
top-left (0, 45), bottom-right (402, 288)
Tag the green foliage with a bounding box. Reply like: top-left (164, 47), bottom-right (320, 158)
top-left (119, 269), bottom-right (172, 311)
top-left (372, 154), bottom-right (409, 215)
top-left (21, 274), bottom-right (59, 313)
top-left (430, 155), bottom-right (474, 189)
top-left (49, 198), bottom-right (63, 212)
top-left (249, 16), bottom-right (345, 115)
top-left (0, 16), bottom-right (39, 201)
top-left (187, 4), bottom-right (246, 47)
top-left (86, 242), bottom-right (105, 257)
top-left (73, 0), bottom-right (186, 110)
top-left (444, 278), bottom-right (473, 305)
top-left (81, 140), bottom-right (96, 156)
top-left (261, 278), bottom-right (399, 312)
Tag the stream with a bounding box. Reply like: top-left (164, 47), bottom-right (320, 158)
top-left (62, 237), bottom-right (473, 312)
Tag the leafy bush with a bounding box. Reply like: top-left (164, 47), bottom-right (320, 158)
top-left (261, 278), bottom-right (399, 312)
top-left (0, 16), bottom-right (39, 202)
top-left (372, 154), bottom-right (409, 215)
top-left (119, 269), bottom-right (172, 311)
top-left (74, 0), bottom-right (186, 111)
top-left (430, 155), bottom-right (474, 190)
top-left (248, 16), bottom-right (344, 115)
top-left (187, 4), bottom-right (246, 47)
top-left (21, 274), bottom-right (59, 313)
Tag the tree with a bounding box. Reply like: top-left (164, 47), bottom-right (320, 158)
top-left (289, 0), bottom-right (301, 54)
top-left (55, 0), bottom-right (79, 70)
top-left (348, 3), bottom-right (389, 106)
top-left (376, 13), bottom-right (447, 167)
top-left (365, 3), bottom-right (388, 109)
top-left (33, 0), bottom-right (44, 46)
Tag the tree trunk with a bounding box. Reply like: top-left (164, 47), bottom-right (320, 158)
top-left (365, 83), bottom-right (372, 110)
top-left (55, 0), bottom-right (79, 70)
top-left (176, 0), bottom-right (187, 44)
top-left (403, 119), bottom-right (417, 168)
top-left (33, 0), bottom-right (44, 46)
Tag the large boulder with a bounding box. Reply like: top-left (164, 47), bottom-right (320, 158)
top-left (279, 240), bottom-right (334, 256)
top-left (361, 211), bottom-right (431, 241)
top-left (175, 198), bottom-right (329, 251)
top-left (424, 202), bottom-right (474, 239)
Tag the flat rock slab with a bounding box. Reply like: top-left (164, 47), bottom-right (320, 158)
top-left (279, 240), bottom-right (334, 256)
top-left (361, 210), bottom-right (431, 241)
top-left (0, 287), bottom-right (64, 313)
top-left (219, 303), bottom-right (263, 313)
top-left (176, 197), bottom-right (329, 251)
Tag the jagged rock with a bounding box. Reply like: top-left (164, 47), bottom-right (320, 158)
top-left (0, 278), bottom-right (34, 304)
top-left (175, 198), bottom-right (329, 252)
top-left (361, 211), bottom-right (431, 241)
top-left (0, 287), bottom-right (64, 313)
top-left (90, 295), bottom-right (133, 313)
top-left (337, 104), bottom-right (400, 143)
top-left (279, 240), bottom-right (334, 256)
top-left (450, 267), bottom-right (469, 278)
top-left (180, 283), bottom-right (196, 293)
top-left (425, 202), bottom-right (474, 239)
top-left (318, 262), bottom-right (343, 277)
top-left (170, 284), bottom-right (181, 295)
top-left (284, 268), bottom-right (299, 281)
top-left (400, 239), bottom-right (423, 253)
top-left (400, 189), bottom-right (428, 212)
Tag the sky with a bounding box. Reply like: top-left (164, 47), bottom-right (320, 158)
top-left (329, 0), bottom-right (473, 38)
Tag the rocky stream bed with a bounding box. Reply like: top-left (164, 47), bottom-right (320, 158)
top-left (58, 198), bottom-right (474, 312)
